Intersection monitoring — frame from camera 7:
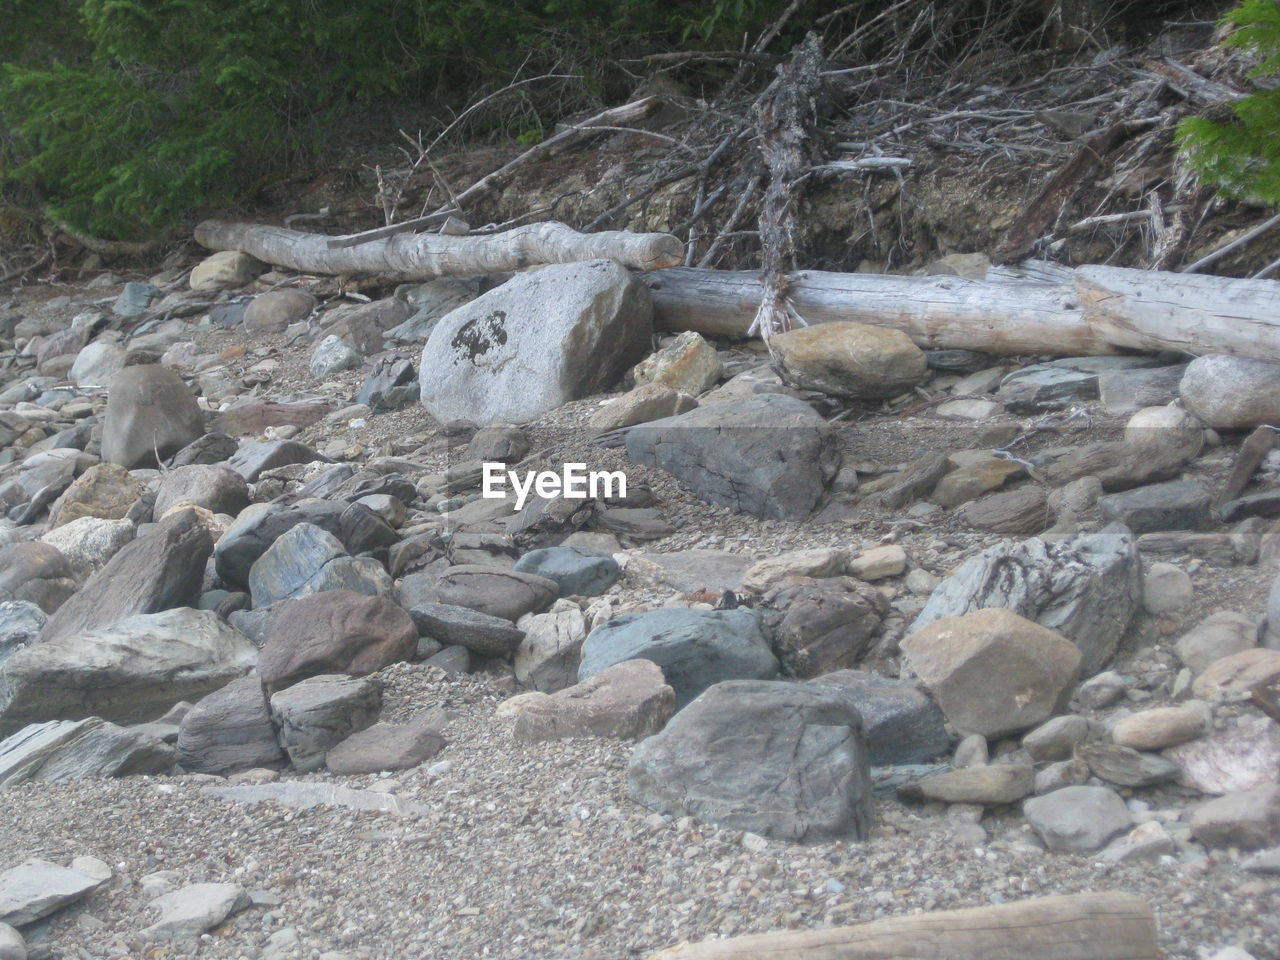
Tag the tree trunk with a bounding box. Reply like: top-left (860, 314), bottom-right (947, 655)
top-left (644, 264), bottom-right (1280, 360)
top-left (647, 892), bottom-right (1158, 960)
top-left (194, 220), bottom-right (683, 280)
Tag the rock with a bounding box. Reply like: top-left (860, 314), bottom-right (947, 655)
top-left (626, 394), bottom-right (839, 521)
top-left (153, 465), bottom-right (249, 519)
top-left (514, 600), bottom-right (586, 692)
top-left (589, 383), bottom-right (696, 432)
top-left (1113, 705), bottom-right (1207, 750)
top-left (142, 882), bottom-right (249, 940)
top-left (325, 716), bottom-right (446, 775)
top-left (996, 364), bottom-right (1098, 411)
top-left (0, 718), bottom-right (174, 786)
top-left (1044, 439), bottom-right (1196, 491)
top-left (910, 530), bottom-right (1141, 676)
top-left (1190, 786), bottom-right (1280, 850)
top-left (627, 549), bottom-right (751, 594)
top-left (934, 398), bottom-right (1005, 420)
top-left (215, 401), bottom-right (331, 436)
top-left (1124, 404), bottom-right (1204, 459)
top-left (1099, 480), bottom-right (1210, 533)
top-left (1193, 648), bottom-right (1280, 701)
top-left (956, 486), bottom-right (1049, 534)
top-left (925, 252), bottom-right (992, 278)
top-left (1141, 561), bottom-right (1193, 615)
top-left (763, 577), bottom-right (887, 678)
top-left (101, 365), bottom-right (205, 469)
top-left (1166, 718), bottom-right (1280, 794)
top-left (1022, 715), bottom-right (1090, 762)
top-left (1176, 611), bottom-right (1258, 673)
top-left (514, 659), bottom-right (675, 742)
top-left (631, 331), bottom-right (722, 395)
top-left (1077, 743), bottom-right (1180, 787)
top-left (744, 549), bottom-right (848, 594)
top-left (0, 603), bottom-right (43, 667)
top-left (0, 543), bottom-right (76, 614)
top-left (68, 340), bottom-right (126, 387)
top-left (214, 500), bottom-right (351, 588)
top-left (1180, 355), bottom-right (1280, 429)
top-left (247, 523), bottom-right (390, 607)
top-left (0, 923), bottom-right (23, 960)
top-left (512, 546), bottom-right (620, 597)
top-left (112, 281), bottom-right (159, 317)
top-left (168, 432), bottom-right (238, 468)
top-left (1098, 820), bottom-right (1177, 863)
top-left (309, 335), bottom-right (362, 377)
top-left (1077, 670), bottom-right (1128, 709)
top-left (258, 591), bottom-right (417, 694)
top-left (868, 452), bottom-right (951, 510)
top-left (418, 565), bottom-right (558, 622)
top-left (805, 671), bottom-right (948, 765)
top-left (389, 277), bottom-right (479, 343)
top-left (899, 763), bottom-right (1035, 805)
top-left (420, 259), bottom-right (651, 424)
top-left (1242, 847), bottom-right (1280, 874)
top-left (0, 858), bottom-right (111, 927)
top-left (38, 517), bottom-right (135, 582)
top-left (1023, 785), bottom-right (1132, 852)
top-left (323, 297), bottom-right (414, 355)
top-left (269, 674), bottom-right (382, 772)
top-left (176, 676), bottom-right (285, 775)
top-left (770, 321), bottom-right (926, 399)
top-left (463, 425), bottom-right (530, 463)
top-left (189, 251), bottom-right (263, 291)
top-left (45, 462), bottom-right (144, 529)
top-left (39, 508), bottom-right (213, 645)
top-left (932, 457), bottom-right (1024, 508)
top-left (900, 608), bottom-right (1081, 738)
top-left (0, 608), bottom-right (256, 735)
top-left (355, 355), bottom-right (417, 411)
top-left (408, 602), bottom-right (525, 657)
top-left (627, 679), bottom-right (872, 841)
top-left (226, 439), bottom-right (328, 482)
top-left (423, 645), bottom-right (471, 675)
top-left (846, 544), bottom-right (907, 580)
top-left (1099, 364), bottom-right (1185, 416)
top-left (579, 607), bottom-right (778, 709)
top-left (1034, 758), bottom-right (1091, 795)
top-left (243, 289), bottom-right (315, 335)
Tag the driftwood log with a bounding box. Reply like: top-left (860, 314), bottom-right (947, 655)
top-left (647, 892), bottom-right (1158, 960)
top-left (194, 220), bottom-right (683, 280)
top-left (643, 264), bottom-right (1280, 360)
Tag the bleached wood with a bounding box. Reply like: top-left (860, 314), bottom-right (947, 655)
top-left (647, 892), bottom-right (1158, 960)
top-left (194, 219), bottom-right (683, 280)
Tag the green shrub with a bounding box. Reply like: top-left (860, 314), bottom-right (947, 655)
top-left (1177, 0), bottom-right (1280, 206)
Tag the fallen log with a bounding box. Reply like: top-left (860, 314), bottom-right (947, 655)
top-left (194, 220), bottom-right (683, 280)
top-left (644, 264), bottom-right (1280, 360)
top-left (647, 892), bottom-right (1158, 960)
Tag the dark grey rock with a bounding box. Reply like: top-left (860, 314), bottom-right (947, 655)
top-left (176, 676), bottom-right (285, 775)
top-left (0, 601), bottom-right (44, 667)
top-left (626, 394), bottom-right (839, 521)
top-left (423, 645), bottom-right (472, 675)
top-left (0, 717), bottom-right (175, 786)
top-left (168, 432), bottom-right (239, 468)
top-left (1098, 480), bottom-right (1211, 533)
top-left (626, 679), bottom-right (872, 841)
top-left (578, 607), bottom-right (778, 709)
top-left (419, 565), bottom-right (558, 622)
top-left (153, 464), bottom-right (250, 519)
top-left (269, 674), bottom-right (382, 772)
top-left (996, 364), bottom-right (1098, 412)
top-left (408, 603), bottom-right (525, 657)
top-left (226, 440), bottom-right (328, 482)
top-left (112, 282), bottom-right (160, 318)
top-left (246, 523), bottom-right (390, 608)
top-left (1023, 785), bottom-right (1132, 852)
top-left (806, 670), bottom-right (949, 765)
top-left (463, 425), bottom-right (530, 464)
top-left (762, 577), bottom-right (888, 678)
top-left (214, 500), bottom-right (350, 588)
top-left (355, 355), bottom-right (416, 411)
top-left (512, 546), bottom-right (619, 597)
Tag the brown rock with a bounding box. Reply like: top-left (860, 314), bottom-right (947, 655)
top-left (898, 763), bottom-right (1035, 805)
top-left (1190, 786), bottom-right (1280, 850)
top-left (764, 577), bottom-right (888, 678)
top-left (242, 289), bottom-right (315, 335)
top-left (631, 331), bottom-right (722, 395)
top-left (956, 485), bottom-right (1049, 534)
top-left (214, 400), bottom-right (331, 436)
top-left (47, 463), bottom-right (146, 529)
top-left (101, 365), bottom-right (205, 469)
top-left (1044, 439), bottom-right (1194, 491)
top-left (589, 383), bottom-right (697, 433)
top-left (514, 659), bottom-right (675, 742)
top-left (771, 321), bottom-right (926, 400)
top-left (1192, 648), bottom-right (1280, 701)
top-left (931, 457), bottom-right (1024, 508)
top-left (1112, 706), bottom-right (1207, 751)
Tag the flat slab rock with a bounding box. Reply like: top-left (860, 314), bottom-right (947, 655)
top-left (204, 782), bottom-right (430, 817)
top-left (142, 883), bottom-right (249, 940)
top-left (0, 717), bottom-right (175, 787)
top-left (0, 857), bottom-right (111, 927)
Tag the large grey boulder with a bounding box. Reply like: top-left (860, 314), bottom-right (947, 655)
top-left (269, 674), bottom-right (382, 772)
top-left (578, 607), bottom-right (778, 709)
top-left (40, 508), bottom-right (213, 645)
top-left (419, 259), bottom-right (651, 425)
top-left (1179, 355), bottom-right (1280, 429)
top-left (0, 718), bottom-right (175, 787)
top-left (247, 523), bottom-right (390, 608)
top-left (0, 608), bottom-right (256, 735)
top-left (626, 393), bottom-right (839, 521)
top-left (153, 464), bottom-right (249, 519)
top-left (214, 499), bottom-right (369, 588)
top-left (101, 365), bottom-right (205, 468)
top-left (806, 670), bottom-right (949, 765)
top-left (626, 679), bottom-right (872, 841)
top-left (909, 530), bottom-right (1141, 676)
top-left (176, 676), bottom-right (285, 775)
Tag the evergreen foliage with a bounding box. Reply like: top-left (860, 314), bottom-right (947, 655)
top-left (1178, 0), bottom-right (1280, 206)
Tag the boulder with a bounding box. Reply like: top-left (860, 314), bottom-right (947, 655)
top-left (40, 508), bottom-right (213, 645)
top-left (578, 607), bottom-right (778, 709)
top-left (900, 608), bottom-right (1081, 738)
top-left (419, 259), bottom-right (651, 424)
top-left (1077, 743), bottom-right (1180, 788)
top-left (1180, 355), bottom-right (1280, 429)
top-left (323, 297), bottom-right (414, 355)
top-left (770, 321), bottom-right (926, 399)
top-left (806, 670), bottom-right (949, 765)
top-left (589, 383), bottom-right (697, 432)
top-left (258, 590), bottom-right (416, 694)
top-left (631, 331), bottom-right (722, 395)
top-left (511, 546), bottom-right (620, 597)
top-left (418, 565), bottom-right (558, 622)
top-left (0, 718), bottom-right (175, 787)
top-left (38, 517), bottom-right (135, 582)
top-left (68, 340), bottom-right (126, 388)
top-left (0, 608), bottom-right (256, 735)
top-left (743, 548), bottom-right (848, 594)
top-left (1176, 611), bottom-right (1257, 673)
top-left (215, 401), bottom-right (331, 436)
top-left (45, 463), bottom-right (145, 529)
top-left (1022, 715), bottom-right (1090, 762)
top-left (101, 365), bottom-right (205, 469)
top-left (626, 393), bottom-right (839, 521)
top-left (1166, 717), bottom-right (1280, 795)
top-left (513, 659), bottom-right (675, 742)
top-left (0, 858), bottom-right (111, 927)
top-left (1193, 648), bottom-right (1280, 701)
top-left (0, 543), bottom-right (77, 614)
top-left (242, 289), bottom-right (315, 335)
top-left (1113, 705), bottom-right (1207, 750)
top-left (514, 600), bottom-right (587, 692)
top-left (153, 465), bottom-right (249, 519)
top-left (910, 530), bottom-right (1141, 676)
top-left (409, 603), bottom-right (525, 658)
top-left (626, 679), bottom-right (872, 842)
top-left (189, 251), bottom-right (263, 291)
top-left (325, 716), bottom-right (447, 775)
top-left (226, 439), bottom-right (328, 481)
top-left (247, 523), bottom-right (391, 608)
top-left (142, 882), bottom-right (249, 940)
top-left (309, 335), bottom-right (362, 377)
top-left (176, 676), bottom-right (285, 775)
top-left (0, 603), bottom-right (44, 668)
top-left (1190, 786), bottom-right (1280, 850)
top-left (762, 577), bottom-right (887, 678)
top-left (269, 674), bottom-right (382, 772)
top-left (1023, 785), bottom-right (1133, 852)
top-left (213, 499), bottom-right (359, 588)
top-left (1098, 480), bottom-right (1211, 533)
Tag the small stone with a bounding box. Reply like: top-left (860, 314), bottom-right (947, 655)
top-left (631, 331), bottom-right (722, 395)
top-left (1077, 670), bottom-right (1127, 709)
top-left (846, 544), bottom-right (906, 580)
top-left (189, 252), bottom-right (263, 291)
top-left (1022, 715), bottom-right (1090, 762)
top-left (898, 764), bottom-right (1034, 805)
top-left (1023, 785), bottom-right (1132, 853)
top-left (1190, 786), bottom-right (1280, 850)
top-left (1112, 705), bottom-right (1207, 750)
top-left (742, 547), bottom-right (847, 593)
top-left (1142, 562), bottom-right (1193, 615)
